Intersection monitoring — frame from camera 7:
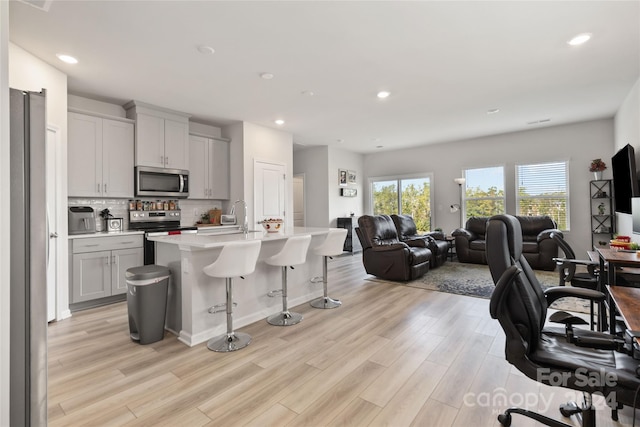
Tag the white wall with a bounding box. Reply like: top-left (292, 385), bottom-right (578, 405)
top-left (614, 77), bottom-right (640, 240)
top-left (225, 122), bottom-right (294, 230)
top-left (328, 146), bottom-right (364, 227)
top-left (363, 119), bottom-right (616, 255)
top-left (294, 146), bottom-right (329, 227)
top-left (0, 2), bottom-right (10, 424)
top-left (223, 122), bottom-right (244, 215)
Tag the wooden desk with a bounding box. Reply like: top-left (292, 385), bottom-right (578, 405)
top-left (607, 286), bottom-right (640, 335)
top-left (596, 248), bottom-right (640, 334)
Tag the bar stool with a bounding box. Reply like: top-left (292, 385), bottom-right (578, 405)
top-left (265, 234), bottom-right (312, 326)
top-left (203, 240), bottom-right (262, 352)
top-left (310, 228), bottom-right (348, 309)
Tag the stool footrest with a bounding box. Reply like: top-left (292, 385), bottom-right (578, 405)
top-left (267, 289), bottom-right (283, 297)
top-left (208, 302), bottom-right (237, 314)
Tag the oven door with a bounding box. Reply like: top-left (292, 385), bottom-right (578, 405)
top-left (136, 166), bottom-right (189, 198)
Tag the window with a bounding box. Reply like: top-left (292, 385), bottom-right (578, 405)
top-left (516, 161), bottom-right (569, 230)
top-left (463, 166), bottom-right (505, 221)
top-left (371, 175), bottom-right (432, 232)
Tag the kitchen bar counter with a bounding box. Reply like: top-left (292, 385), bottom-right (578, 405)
top-left (149, 227), bottom-right (335, 347)
top-left (68, 230), bottom-right (145, 239)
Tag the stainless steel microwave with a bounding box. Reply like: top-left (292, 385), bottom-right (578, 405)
top-left (135, 166), bottom-right (189, 198)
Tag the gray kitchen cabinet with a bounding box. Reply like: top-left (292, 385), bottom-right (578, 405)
top-left (125, 101), bottom-right (190, 170)
top-left (70, 235), bottom-right (143, 303)
top-left (68, 111), bottom-right (134, 198)
top-left (188, 134), bottom-right (229, 200)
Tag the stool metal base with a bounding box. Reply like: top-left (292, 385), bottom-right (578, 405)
top-left (207, 332), bottom-right (251, 352)
top-left (267, 311), bottom-right (303, 326)
top-left (310, 296), bottom-right (342, 309)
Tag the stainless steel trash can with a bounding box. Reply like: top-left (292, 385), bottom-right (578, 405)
top-left (125, 265), bottom-right (170, 344)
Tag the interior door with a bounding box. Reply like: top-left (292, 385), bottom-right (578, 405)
top-left (254, 160), bottom-right (286, 228)
top-left (46, 126), bottom-right (58, 322)
top-left (293, 174), bottom-right (305, 227)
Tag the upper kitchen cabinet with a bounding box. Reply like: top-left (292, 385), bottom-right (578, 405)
top-left (188, 134), bottom-right (230, 200)
top-left (68, 111), bottom-right (134, 198)
top-left (124, 101), bottom-right (190, 170)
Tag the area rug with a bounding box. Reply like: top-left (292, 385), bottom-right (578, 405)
top-left (367, 261), bottom-right (591, 314)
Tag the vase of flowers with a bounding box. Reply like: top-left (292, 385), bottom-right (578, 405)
top-left (590, 158), bottom-right (606, 180)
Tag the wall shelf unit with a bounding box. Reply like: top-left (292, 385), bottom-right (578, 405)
top-left (590, 179), bottom-right (615, 249)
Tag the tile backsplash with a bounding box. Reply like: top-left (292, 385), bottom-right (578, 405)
top-left (68, 198), bottom-right (227, 231)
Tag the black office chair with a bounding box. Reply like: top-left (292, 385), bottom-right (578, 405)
top-left (486, 214), bottom-right (640, 427)
top-left (552, 233), bottom-right (600, 329)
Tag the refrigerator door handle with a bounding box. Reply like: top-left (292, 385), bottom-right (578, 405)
top-left (46, 207), bottom-right (50, 269)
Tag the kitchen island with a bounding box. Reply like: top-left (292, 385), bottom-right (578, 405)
top-left (148, 227), bottom-right (335, 347)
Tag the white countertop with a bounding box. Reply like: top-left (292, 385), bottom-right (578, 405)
top-left (68, 230), bottom-right (145, 239)
top-left (148, 226), bottom-right (335, 249)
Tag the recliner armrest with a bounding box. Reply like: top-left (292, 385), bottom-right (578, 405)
top-left (371, 242), bottom-right (409, 252)
top-left (538, 228), bottom-right (562, 242)
top-left (425, 231), bottom-right (445, 240)
top-left (544, 286), bottom-right (605, 306)
top-left (452, 228), bottom-right (475, 240)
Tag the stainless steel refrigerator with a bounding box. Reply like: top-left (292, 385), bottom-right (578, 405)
top-left (10, 88), bottom-right (48, 426)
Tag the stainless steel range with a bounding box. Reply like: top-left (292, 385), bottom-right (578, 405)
top-left (129, 209), bottom-right (197, 264)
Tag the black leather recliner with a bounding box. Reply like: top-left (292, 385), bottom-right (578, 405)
top-left (453, 215), bottom-right (562, 270)
top-left (390, 214), bottom-right (448, 268)
top-left (486, 214), bottom-right (640, 427)
top-left (355, 215), bottom-right (431, 281)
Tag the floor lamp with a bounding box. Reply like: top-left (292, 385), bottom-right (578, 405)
top-left (453, 177), bottom-right (465, 228)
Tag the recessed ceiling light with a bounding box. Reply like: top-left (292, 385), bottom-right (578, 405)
top-left (487, 108), bottom-right (500, 114)
top-left (260, 72), bottom-right (275, 80)
top-left (196, 45), bottom-right (215, 55)
top-left (274, 119), bottom-right (285, 125)
top-left (301, 90), bottom-right (315, 96)
top-left (377, 91), bottom-right (390, 99)
top-left (567, 33), bottom-right (592, 46)
top-left (56, 53), bottom-right (78, 64)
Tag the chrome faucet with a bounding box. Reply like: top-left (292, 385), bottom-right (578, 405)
top-left (230, 200), bottom-right (249, 234)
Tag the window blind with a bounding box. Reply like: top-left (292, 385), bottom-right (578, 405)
top-left (516, 161), bottom-right (569, 230)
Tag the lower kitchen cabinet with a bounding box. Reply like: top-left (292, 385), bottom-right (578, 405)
top-left (70, 235), bottom-right (143, 304)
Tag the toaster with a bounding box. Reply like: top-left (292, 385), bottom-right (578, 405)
top-left (68, 206), bottom-right (96, 235)
top-left (220, 214), bottom-right (236, 225)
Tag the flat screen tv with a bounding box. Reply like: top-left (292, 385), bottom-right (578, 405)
top-left (611, 144), bottom-right (639, 214)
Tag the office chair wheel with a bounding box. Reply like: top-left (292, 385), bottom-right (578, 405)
top-left (497, 413), bottom-right (511, 427)
top-left (559, 401), bottom-right (580, 417)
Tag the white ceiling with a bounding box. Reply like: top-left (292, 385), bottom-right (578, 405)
top-left (9, 0), bottom-right (640, 153)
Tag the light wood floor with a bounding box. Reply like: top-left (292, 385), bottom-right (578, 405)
top-left (48, 254), bottom-right (638, 426)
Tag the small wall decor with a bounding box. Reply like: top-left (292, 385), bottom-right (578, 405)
top-left (348, 170), bottom-right (356, 184)
top-left (341, 188), bottom-right (357, 197)
top-left (339, 169), bottom-right (348, 186)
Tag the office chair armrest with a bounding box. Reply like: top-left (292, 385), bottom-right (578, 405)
top-left (544, 286), bottom-right (605, 306)
top-left (571, 333), bottom-right (625, 351)
top-left (553, 257), bottom-right (599, 268)
top-left (538, 228), bottom-right (562, 242)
